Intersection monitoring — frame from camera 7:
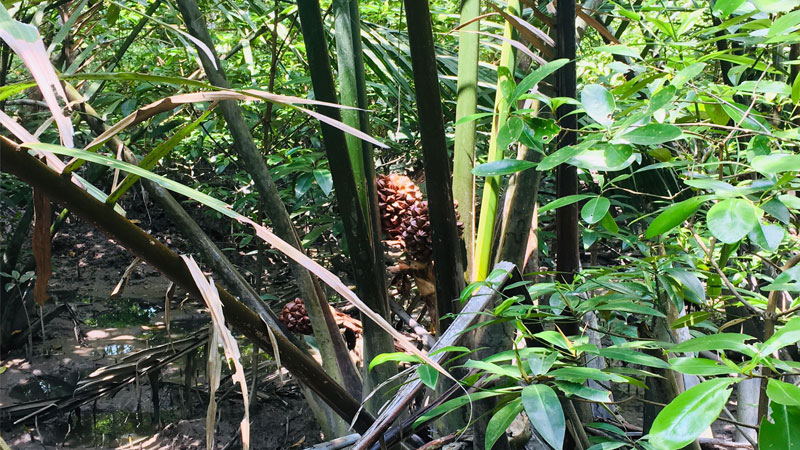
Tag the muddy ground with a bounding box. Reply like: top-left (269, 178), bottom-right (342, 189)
top-left (1, 210), bottom-right (322, 449)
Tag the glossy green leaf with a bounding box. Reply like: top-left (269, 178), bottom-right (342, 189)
top-left (528, 352), bottom-right (558, 376)
top-left (472, 159), bottom-right (538, 177)
top-left (413, 391), bottom-right (506, 427)
top-left (752, 154), bottom-right (800, 174)
top-left (595, 44), bottom-right (641, 59)
top-left (706, 199), bottom-right (760, 244)
top-left (767, 379), bottom-right (800, 406)
top-left (712, 0), bottom-right (746, 16)
top-left (511, 59), bottom-right (570, 104)
top-left (463, 359), bottom-right (521, 379)
top-left (599, 348), bottom-right (670, 368)
top-left (417, 364), bottom-right (439, 390)
top-left (759, 404), bottom-right (800, 450)
top-left (554, 381), bottom-right (612, 402)
top-left (670, 311), bottom-right (711, 329)
top-left (368, 352), bottom-right (421, 370)
top-left (538, 146), bottom-right (583, 171)
top-left (648, 85), bottom-right (677, 113)
top-left (763, 266), bottom-right (800, 292)
top-left (622, 124), bottom-right (682, 145)
top-left (670, 333), bottom-right (756, 354)
top-left (649, 378), bottom-right (738, 450)
top-left (295, 173), bottom-right (314, 198)
top-left (599, 211), bottom-right (619, 233)
top-left (663, 269), bottom-right (706, 303)
top-left (668, 357), bottom-right (738, 375)
top-left (778, 194), bottom-right (800, 210)
top-left (672, 63), bottom-right (706, 87)
top-left (645, 196), bottom-right (711, 238)
top-left (751, 0), bottom-right (800, 13)
top-left (522, 385), bottom-right (565, 450)
top-left (486, 398), bottom-right (523, 450)
top-left (549, 367), bottom-right (626, 383)
top-left (748, 221), bottom-right (784, 251)
top-left (582, 84), bottom-right (615, 127)
top-left (760, 318), bottom-right (800, 356)
top-left (582, 197), bottom-right (611, 224)
top-left (569, 145), bottom-right (635, 171)
top-left (539, 194), bottom-right (595, 213)
top-left (312, 169), bottom-right (333, 196)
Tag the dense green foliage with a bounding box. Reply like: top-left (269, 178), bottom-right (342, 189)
top-left (1, 0), bottom-right (800, 449)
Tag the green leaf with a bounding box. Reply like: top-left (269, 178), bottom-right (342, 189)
top-left (568, 145), bottom-right (635, 171)
top-left (582, 197), bottom-right (611, 224)
top-left (463, 359), bottom-right (521, 379)
top-left (778, 194), bottom-right (800, 210)
top-left (472, 159), bottom-right (538, 177)
top-left (486, 398), bottom-right (523, 450)
top-left (670, 311), bottom-right (711, 329)
top-left (668, 357), bottom-right (738, 375)
top-left (684, 179), bottom-right (737, 195)
top-left (511, 59), bottom-right (570, 104)
top-left (663, 269), bottom-right (706, 304)
top-left (581, 84), bottom-right (615, 127)
top-left (538, 146), bottom-right (583, 171)
top-left (414, 391), bottom-right (506, 428)
top-left (312, 169), bottom-right (333, 196)
top-left (417, 364), bottom-right (439, 390)
top-left (672, 63), bottom-right (706, 87)
top-left (706, 199), bottom-right (760, 244)
top-left (763, 266), bottom-right (800, 292)
top-left (295, 173), bottom-right (314, 198)
top-left (722, 103), bottom-right (770, 131)
top-left (760, 318), bottom-right (800, 356)
top-left (549, 367), bottom-right (626, 383)
top-left (751, 0), bottom-right (800, 13)
top-left (648, 85), bottom-right (677, 113)
top-left (528, 352), bottom-right (558, 376)
top-left (767, 379), bottom-right (800, 406)
top-left (752, 154), bottom-right (800, 174)
top-left (759, 404), bottom-right (800, 450)
top-left (368, 352), bottom-right (421, 371)
top-left (593, 301), bottom-right (666, 318)
top-left (599, 211), bottom-right (619, 234)
top-left (748, 221), bottom-right (784, 251)
top-left (670, 333), bottom-right (756, 354)
top-left (522, 385), bottom-right (565, 450)
top-left (649, 378), bottom-right (739, 450)
top-left (645, 196), bottom-right (711, 238)
top-left (554, 381), bottom-right (611, 402)
top-left (622, 124), bottom-right (682, 145)
top-left (599, 348), bottom-right (670, 369)
top-left (712, 0), bottom-right (746, 16)
top-left (595, 45), bottom-right (642, 59)
top-left (539, 194), bottom-right (595, 213)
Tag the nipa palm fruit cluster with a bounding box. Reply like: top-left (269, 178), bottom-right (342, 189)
top-left (278, 298), bottom-right (312, 335)
top-left (376, 173), bottom-right (461, 262)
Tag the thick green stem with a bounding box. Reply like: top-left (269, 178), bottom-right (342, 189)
top-left (473, 0), bottom-right (519, 281)
top-left (452, 0), bottom-right (481, 277)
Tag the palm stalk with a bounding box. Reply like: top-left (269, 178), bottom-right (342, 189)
top-left (472, 0), bottom-right (519, 281)
top-left (404, 0), bottom-right (466, 332)
top-left (452, 0), bottom-right (481, 277)
top-left (175, 0), bottom-right (362, 408)
top-left (298, 0), bottom-right (397, 407)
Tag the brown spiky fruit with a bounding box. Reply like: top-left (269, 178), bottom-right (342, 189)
top-left (376, 173), bottom-right (463, 262)
top-left (279, 298), bottom-right (312, 335)
top-left (376, 173), bottom-right (423, 242)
